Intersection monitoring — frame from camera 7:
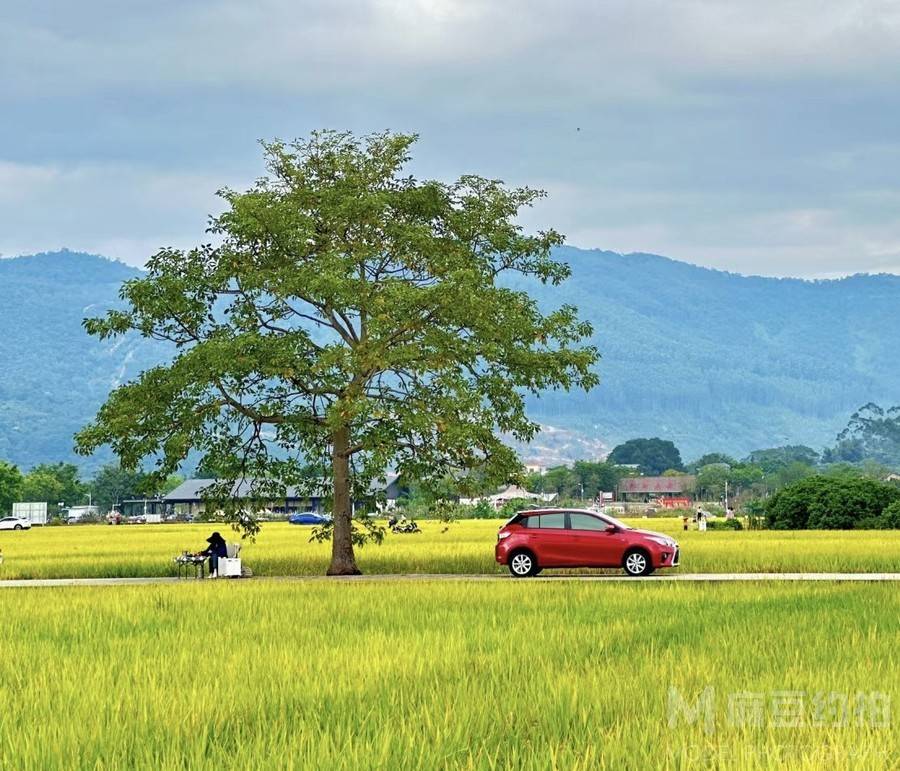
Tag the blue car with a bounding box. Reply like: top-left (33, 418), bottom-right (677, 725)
top-left (288, 512), bottom-right (330, 526)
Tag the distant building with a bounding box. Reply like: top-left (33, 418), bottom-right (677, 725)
top-left (164, 475), bottom-right (403, 517)
top-left (119, 498), bottom-right (168, 523)
top-left (65, 505), bottom-right (100, 522)
top-left (381, 474), bottom-right (405, 509)
top-left (164, 478), bottom-right (326, 517)
top-left (616, 475), bottom-right (696, 507)
top-left (461, 484), bottom-right (558, 510)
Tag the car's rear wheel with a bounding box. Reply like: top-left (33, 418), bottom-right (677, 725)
top-left (13, 524), bottom-right (22, 530)
top-left (623, 549), bottom-right (653, 577)
top-left (508, 550), bottom-right (538, 578)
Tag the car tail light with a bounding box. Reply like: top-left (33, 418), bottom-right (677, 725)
top-left (497, 531), bottom-right (511, 541)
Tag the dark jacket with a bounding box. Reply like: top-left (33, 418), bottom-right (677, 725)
top-left (203, 532), bottom-right (228, 558)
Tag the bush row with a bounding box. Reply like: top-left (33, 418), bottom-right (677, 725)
top-left (765, 476), bottom-right (900, 529)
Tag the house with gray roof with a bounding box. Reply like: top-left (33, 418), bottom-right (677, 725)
top-left (164, 474), bottom-right (404, 517)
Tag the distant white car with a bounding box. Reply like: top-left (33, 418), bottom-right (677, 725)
top-left (0, 516), bottom-right (31, 531)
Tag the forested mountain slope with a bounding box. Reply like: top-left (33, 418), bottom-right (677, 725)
top-left (516, 247), bottom-right (900, 457)
top-left (0, 251), bottom-right (156, 470)
top-left (1, 248), bottom-right (897, 467)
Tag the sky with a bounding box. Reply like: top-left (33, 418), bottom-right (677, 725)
top-left (3, 0), bottom-right (900, 277)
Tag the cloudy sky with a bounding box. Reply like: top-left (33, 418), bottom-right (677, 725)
top-left (4, 0), bottom-right (900, 277)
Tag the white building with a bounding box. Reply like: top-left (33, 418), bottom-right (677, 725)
top-left (461, 484), bottom-right (558, 510)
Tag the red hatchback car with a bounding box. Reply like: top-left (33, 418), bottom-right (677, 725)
top-left (495, 508), bottom-right (680, 577)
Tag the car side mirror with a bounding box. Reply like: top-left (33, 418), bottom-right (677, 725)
top-left (605, 525), bottom-right (618, 534)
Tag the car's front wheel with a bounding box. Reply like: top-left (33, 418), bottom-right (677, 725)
top-left (13, 524), bottom-right (22, 530)
top-left (508, 550), bottom-right (538, 578)
top-left (623, 549), bottom-right (653, 577)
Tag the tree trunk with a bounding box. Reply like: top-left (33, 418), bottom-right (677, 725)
top-left (326, 424), bottom-right (361, 575)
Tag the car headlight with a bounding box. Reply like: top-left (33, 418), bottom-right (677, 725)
top-left (648, 536), bottom-right (674, 547)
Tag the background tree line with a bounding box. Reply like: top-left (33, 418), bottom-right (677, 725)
top-left (4, 403), bottom-right (899, 523)
top-left (0, 461), bottom-right (182, 517)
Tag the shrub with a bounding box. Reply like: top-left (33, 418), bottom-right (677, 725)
top-left (765, 475), bottom-right (900, 530)
top-left (881, 500), bottom-right (900, 528)
top-left (858, 500), bottom-right (900, 529)
top-left (665, 508), bottom-right (694, 518)
top-left (470, 500), bottom-right (495, 520)
top-left (706, 518), bottom-right (743, 531)
top-left (498, 498), bottom-right (538, 521)
top-left (743, 499), bottom-right (768, 530)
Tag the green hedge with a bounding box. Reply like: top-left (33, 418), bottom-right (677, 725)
top-left (706, 518), bottom-right (744, 531)
top-left (765, 476), bottom-right (900, 530)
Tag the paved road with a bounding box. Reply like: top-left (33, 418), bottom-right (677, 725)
top-left (0, 573), bottom-right (898, 588)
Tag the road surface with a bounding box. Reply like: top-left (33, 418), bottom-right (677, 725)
top-left (0, 573), bottom-right (898, 588)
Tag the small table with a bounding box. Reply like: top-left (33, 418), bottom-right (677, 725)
top-left (174, 553), bottom-right (207, 579)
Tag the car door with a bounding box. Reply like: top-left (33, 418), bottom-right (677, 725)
top-left (0, 518), bottom-right (11, 530)
top-left (567, 512), bottom-right (627, 567)
top-left (525, 512), bottom-right (570, 567)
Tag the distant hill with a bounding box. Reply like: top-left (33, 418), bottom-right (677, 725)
top-left (0, 248), bottom-right (898, 469)
top-left (514, 247), bottom-right (900, 459)
top-left (0, 251), bottom-right (160, 472)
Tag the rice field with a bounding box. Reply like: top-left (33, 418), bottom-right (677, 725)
top-left (0, 519), bottom-right (899, 579)
top-left (0, 580), bottom-right (894, 769)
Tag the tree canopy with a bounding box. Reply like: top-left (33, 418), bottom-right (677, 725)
top-left (825, 403), bottom-right (900, 468)
top-left (0, 461), bottom-right (22, 515)
top-left (76, 131), bottom-right (598, 574)
top-left (687, 453), bottom-right (737, 471)
top-left (526, 461), bottom-right (622, 500)
top-left (607, 438), bottom-right (684, 476)
top-left (746, 445), bottom-right (820, 474)
top-left (19, 463), bottom-right (86, 510)
top-left (765, 475), bottom-right (899, 530)
top-left (86, 464), bottom-right (182, 510)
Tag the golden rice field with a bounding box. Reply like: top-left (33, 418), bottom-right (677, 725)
top-left (0, 580), bottom-right (895, 770)
top-left (0, 519), bottom-right (899, 579)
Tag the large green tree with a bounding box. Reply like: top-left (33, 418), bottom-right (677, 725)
top-left (529, 461), bottom-right (621, 500)
top-left (89, 465), bottom-right (147, 511)
top-left (608, 438), bottom-right (684, 476)
top-left (20, 463), bottom-right (86, 510)
top-left (695, 462), bottom-right (764, 500)
top-left (0, 461), bottom-right (23, 515)
top-left (826, 403), bottom-right (900, 467)
top-left (76, 131), bottom-right (598, 574)
top-left (686, 453), bottom-right (737, 472)
top-left (87, 465), bottom-right (183, 511)
top-left (765, 475), bottom-right (899, 530)
top-left (746, 445), bottom-right (820, 474)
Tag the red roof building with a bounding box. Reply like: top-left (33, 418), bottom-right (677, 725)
top-left (616, 475), bottom-right (696, 501)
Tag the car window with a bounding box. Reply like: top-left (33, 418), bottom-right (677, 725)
top-left (538, 513), bottom-right (566, 529)
top-left (569, 513), bottom-right (609, 531)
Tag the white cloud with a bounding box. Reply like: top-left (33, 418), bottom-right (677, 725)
top-left (3, 0), bottom-right (900, 276)
top-left (6, 1), bottom-right (900, 101)
top-left (519, 177), bottom-right (900, 277)
top-left (0, 160), bottom-right (227, 265)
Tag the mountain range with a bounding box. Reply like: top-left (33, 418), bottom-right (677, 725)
top-left (1, 247), bottom-right (898, 470)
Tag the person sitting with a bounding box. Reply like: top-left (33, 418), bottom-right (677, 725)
top-left (200, 531), bottom-right (228, 578)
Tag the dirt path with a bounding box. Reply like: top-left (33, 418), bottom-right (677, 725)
top-left (0, 572), bottom-right (898, 588)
